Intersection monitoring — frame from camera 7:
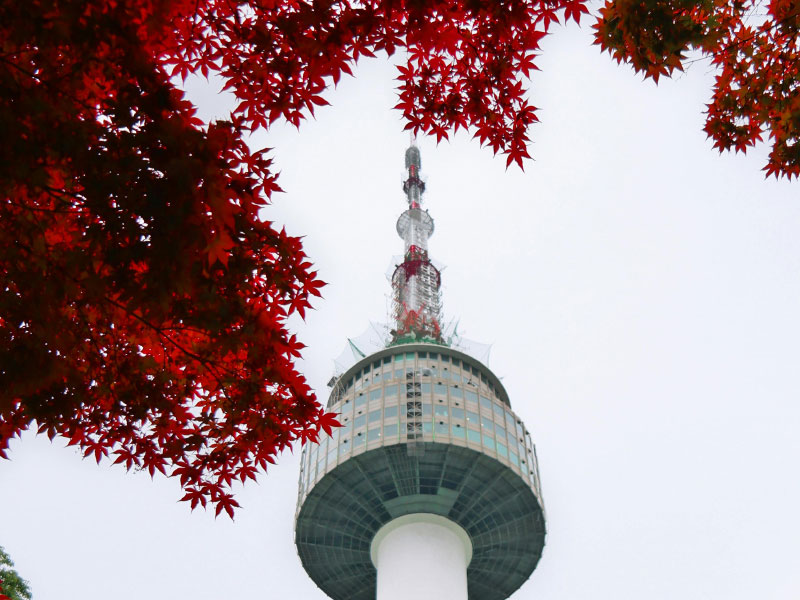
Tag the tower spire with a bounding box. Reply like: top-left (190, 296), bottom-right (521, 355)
top-left (391, 142), bottom-right (443, 344)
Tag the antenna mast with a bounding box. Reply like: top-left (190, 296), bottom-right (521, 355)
top-left (390, 142), bottom-right (443, 344)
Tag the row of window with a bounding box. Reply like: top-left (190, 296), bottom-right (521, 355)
top-left (336, 383), bottom-right (526, 437)
top-left (337, 404), bottom-right (524, 443)
top-left (319, 420), bottom-right (530, 465)
top-left (345, 383), bottom-right (493, 407)
top-left (336, 351), bottom-right (503, 404)
top-left (304, 421), bottom-right (536, 500)
top-left (350, 367), bottom-right (482, 391)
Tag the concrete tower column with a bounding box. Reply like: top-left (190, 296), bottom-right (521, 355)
top-left (371, 514), bottom-right (473, 600)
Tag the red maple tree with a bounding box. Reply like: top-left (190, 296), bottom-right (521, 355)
top-left (1, 0), bottom-right (795, 518)
top-left (595, 0), bottom-right (800, 178)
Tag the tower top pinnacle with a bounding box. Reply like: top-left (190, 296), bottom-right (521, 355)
top-left (402, 142), bottom-right (425, 209)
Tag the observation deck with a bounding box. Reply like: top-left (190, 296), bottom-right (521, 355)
top-left (294, 343), bottom-right (546, 600)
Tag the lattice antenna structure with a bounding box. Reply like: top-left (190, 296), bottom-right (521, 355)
top-left (390, 144), bottom-right (443, 344)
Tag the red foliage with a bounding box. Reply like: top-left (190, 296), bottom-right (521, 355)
top-left (0, 0), bottom-right (589, 516)
top-left (0, 0), bottom-right (331, 517)
top-left (595, 0), bottom-right (800, 178)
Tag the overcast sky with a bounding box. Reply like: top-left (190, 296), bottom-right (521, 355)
top-left (3, 18), bottom-right (800, 600)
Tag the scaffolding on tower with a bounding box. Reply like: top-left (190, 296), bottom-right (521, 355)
top-left (389, 143), bottom-right (445, 345)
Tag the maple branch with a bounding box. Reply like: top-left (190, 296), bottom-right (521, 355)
top-left (672, 5), bottom-right (800, 69)
top-left (98, 293), bottom-right (233, 384)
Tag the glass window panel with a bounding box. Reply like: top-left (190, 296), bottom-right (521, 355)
top-left (327, 449), bottom-right (337, 466)
top-left (394, 369), bottom-right (403, 379)
top-left (423, 422), bottom-right (433, 433)
top-left (384, 405), bottom-right (398, 419)
top-left (483, 434), bottom-right (496, 451)
top-left (449, 386), bottom-right (463, 398)
top-left (493, 404), bottom-right (505, 419)
top-left (481, 415), bottom-right (493, 430)
top-left (370, 388), bottom-right (381, 401)
top-left (435, 405), bottom-right (448, 417)
top-left (405, 352), bottom-right (415, 360)
top-left (383, 371), bottom-right (392, 381)
top-left (466, 410), bottom-right (479, 424)
top-left (434, 383), bottom-right (447, 395)
top-left (384, 423), bottom-right (398, 437)
top-left (505, 431), bottom-right (515, 449)
top-left (467, 429), bottom-right (481, 443)
top-left (385, 384), bottom-right (398, 397)
top-left (480, 395), bottom-right (492, 410)
top-left (435, 422), bottom-right (448, 434)
top-left (451, 424), bottom-right (465, 438)
top-left (510, 452), bottom-right (519, 466)
top-left (339, 442), bottom-right (349, 456)
top-left (369, 409), bottom-right (382, 423)
top-left (497, 442), bottom-right (508, 457)
top-left (354, 414), bottom-right (366, 429)
top-left (422, 403), bottom-right (432, 416)
top-left (394, 354), bottom-right (403, 362)
top-left (465, 390), bottom-right (478, 403)
top-left (367, 428), bottom-right (381, 441)
top-left (494, 422), bottom-right (505, 437)
top-left (355, 433), bottom-right (365, 446)
top-left (421, 383), bottom-right (431, 394)
top-left (451, 407), bottom-right (465, 419)
top-left (450, 374), bottom-right (462, 384)
top-left (355, 395), bottom-right (366, 408)
top-left (506, 412), bottom-right (516, 430)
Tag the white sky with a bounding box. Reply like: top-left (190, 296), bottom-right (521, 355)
top-left (3, 20), bottom-right (800, 600)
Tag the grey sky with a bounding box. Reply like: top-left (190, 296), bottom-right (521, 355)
top-left (2, 22), bottom-right (800, 600)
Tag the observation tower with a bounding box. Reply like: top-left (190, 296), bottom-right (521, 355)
top-left (294, 144), bottom-right (546, 600)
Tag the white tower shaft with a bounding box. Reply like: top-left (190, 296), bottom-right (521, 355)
top-left (372, 514), bottom-right (472, 600)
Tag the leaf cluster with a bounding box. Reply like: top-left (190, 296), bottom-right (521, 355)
top-left (0, 547), bottom-right (32, 600)
top-left (0, 0), bottom-right (331, 518)
top-left (595, 0), bottom-right (800, 177)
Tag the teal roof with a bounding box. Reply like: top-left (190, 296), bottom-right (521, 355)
top-left (295, 443), bottom-right (545, 600)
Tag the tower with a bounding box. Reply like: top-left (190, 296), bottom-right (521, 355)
top-left (294, 144), bottom-right (546, 600)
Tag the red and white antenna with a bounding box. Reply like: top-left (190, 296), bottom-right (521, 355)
top-left (390, 142), bottom-right (443, 343)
